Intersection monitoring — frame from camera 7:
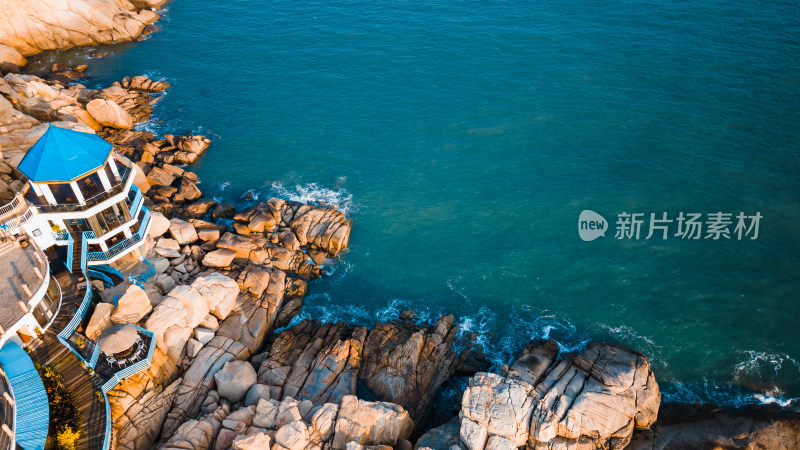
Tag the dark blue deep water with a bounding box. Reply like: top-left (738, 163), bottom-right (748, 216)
top-left (31, 1), bottom-right (800, 407)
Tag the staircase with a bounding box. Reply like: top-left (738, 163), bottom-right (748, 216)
top-left (68, 231), bottom-right (82, 274)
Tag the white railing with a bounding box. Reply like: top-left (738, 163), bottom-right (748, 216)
top-left (0, 207), bottom-right (33, 231)
top-left (0, 196), bottom-right (20, 217)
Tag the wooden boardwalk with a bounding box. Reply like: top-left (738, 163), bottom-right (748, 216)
top-left (27, 271), bottom-right (108, 450)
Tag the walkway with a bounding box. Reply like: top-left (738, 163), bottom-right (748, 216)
top-left (27, 271), bottom-right (107, 450)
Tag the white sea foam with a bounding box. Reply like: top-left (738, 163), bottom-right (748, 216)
top-left (219, 181), bottom-right (231, 191)
top-left (754, 392), bottom-right (798, 408)
top-left (734, 350), bottom-right (800, 380)
top-left (270, 181), bottom-right (355, 214)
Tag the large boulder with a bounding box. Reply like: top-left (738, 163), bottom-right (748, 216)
top-left (275, 420), bottom-right (310, 450)
top-left (169, 218), bottom-right (198, 245)
top-left (458, 341), bottom-right (661, 450)
top-left (0, 0), bottom-right (162, 58)
top-left (191, 272), bottom-right (239, 320)
top-left (111, 284), bottom-right (152, 324)
top-left (86, 98), bottom-right (134, 129)
top-left (289, 205), bottom-right (351, 256)
top-left (160, 337), bottom-right (250, 440)
top-left (202, 248), bottom-right (237, 268)
top-left (216, 232), bottom-right (258, 259)
top-left (256, 320), bottom-right (366, 405)
top-left (214, 360), bottom-right (258, 403)
top-left (232, 432), bottom-right (271, 450)
top-left (460, 373), bottom-right (535, 450)
top-left (86, 302), bottom-right (115, 340)
top-left (0, 43), bottom-right (26, 71)
top-left (167, 285), bottom-right (210, 328)
top-left (526, 342), bottom-right (660, 449)
top-left (148, 211), bottom-right (171, 238)
top-left (311, 403), bottom-right (339, 442)
top-left (332, 396), bottom-right (413, 449)
top-left (154, 237), bottom-right (181, 258)
top-left (415, 417), bottom-right (462, 450)
top-left (359, 314), bottom-right (462, 433)
top-left (144, 297), bottom-right (188, 349)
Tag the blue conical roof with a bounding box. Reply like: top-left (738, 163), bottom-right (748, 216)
top-left (17, 124), bottom-right (113, 183)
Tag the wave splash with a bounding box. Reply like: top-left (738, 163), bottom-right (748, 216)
top-left (270, 180), bottom-right (355, 214)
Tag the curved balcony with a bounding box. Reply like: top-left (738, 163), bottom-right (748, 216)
top-left (86, 207), bottom-right (151, 264)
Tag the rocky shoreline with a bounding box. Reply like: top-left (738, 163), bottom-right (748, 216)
top-left (1, 4), bottom-right (799, 449)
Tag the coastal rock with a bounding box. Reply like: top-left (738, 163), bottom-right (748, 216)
top-left (359, 314), bottom-right (463, 432)
top-left (216, 232), bottom-right (258, 259)
top-left (214, 360), bottom-right (258, 403)
top-left (198, 228), bottom-right (221, 242)
top-left (149, 211), bottom-right (172, 238)
top-left (332, 395), bottom-right (413, 449)
top-left (275, 420), bottom-right (311, 450)
top-left (169, 218), bottom-right (199, 245)
top-left (415, 417), bottom-right (462, 450)
top-left (161, 406), bottom-right (225, 450)
top-left (0, 0), bottom-right (163, 59)
top-left (628, 403), bottom-right (800, 450)
top-left (167, 284), bottom-right (210, 328)
top-left (232, 431), bottom-right (272, 450)
top-left (311, 402), bottom-right (340, 442)
top-left (191, 272), bottom-right (239, 320)
top-left (155, 237), bottom-right (181, 258)
top-left (0, 43), bottom-right (26, 71)
top-left (145, 297), bottom-right (189, 349)
top-left (0, 92), bottom-right (40, 158)
top-left (245, 384), bottom-right (271, 407)
top-left (456, 341), bottom-right (660, 450)
top-left (460, 373), bottom-right (536, 449)
top-left (147, 166), bottom-right (176, 187)
top-left (203, 248), bottom-right (237, 268)
top-left (172, 135), bottom-right (211, 163)
top-left (525, 342), bottom-right (660, 449)
top-left (150, 256), bottom-right (171, 275)
top-left (161, 337), bottom-right (250, 440)
top-left (86, 98), bottom-right (135, 129)
top-left (238, 266), bottom-right (286, 306)
top-left (257, 320), bottom-right (366, 405)
top-left (111, 284), bottom-right (153, 324)
top-left (289, 205), bottom-right (351, 256)
top-left (111, 376), bottom-right (181, 450)
top-left (121, 75), bottom-right (171, 93)
top-left (85, 302), bottom-right (115, 340)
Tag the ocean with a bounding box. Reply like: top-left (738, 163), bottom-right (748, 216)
top-left (27, 0), bottom-right (800, 408)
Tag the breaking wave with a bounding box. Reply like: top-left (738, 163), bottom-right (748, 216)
top-left (270, 181), bottom-right (355, 214)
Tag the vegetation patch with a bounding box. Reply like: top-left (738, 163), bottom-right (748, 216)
top-left (36, 364), bottom-right (81, 450)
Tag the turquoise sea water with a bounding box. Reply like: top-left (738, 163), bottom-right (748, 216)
top-left (29, 1), bottom-right (800, 407)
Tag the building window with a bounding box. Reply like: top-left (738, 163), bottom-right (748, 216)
top-left (75, 170), bottom-right (106, 201)
top-left (32, 228), bottom-right (42, 237)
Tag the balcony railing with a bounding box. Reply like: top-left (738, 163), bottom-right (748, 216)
top-left (53, 231), bottom-right (70, 242)
top-left (87, 208), bottom-right (150, 262)
top-left (99, 326), bottom-right (156, 392)
top-left (24, 164), bottom-right (133, 214)
top-left (0, 207), bottom-right (34, 232)
top-left (0, 195), bottom-right (19, 217)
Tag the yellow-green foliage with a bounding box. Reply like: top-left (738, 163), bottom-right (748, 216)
top-left (37, 365), bottom-right (82, 450)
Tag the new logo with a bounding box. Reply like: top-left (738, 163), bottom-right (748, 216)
top-left (579, 210), bottom-right (608, 241)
